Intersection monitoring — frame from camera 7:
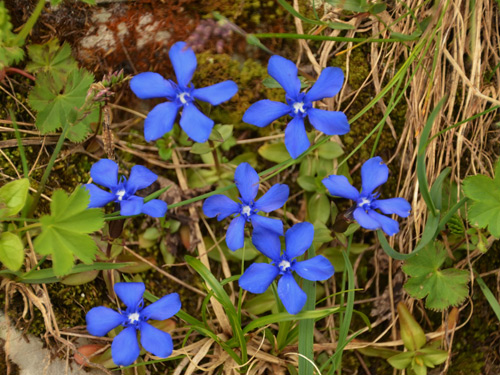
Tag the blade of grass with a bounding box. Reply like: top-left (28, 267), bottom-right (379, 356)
top-left (475, 271), bottom-right (500, 321)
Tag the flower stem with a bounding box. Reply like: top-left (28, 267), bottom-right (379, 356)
top-left (13, 0), bottom-right (46, 45)
top-left (28, 122), bottom-right (71, 217)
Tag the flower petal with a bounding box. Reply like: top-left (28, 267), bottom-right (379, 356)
top-left (120, 196), bottom-right (144, 216)
top-left (361, 156), bottom-right (388, 195)
top-left (226, 215), bottom-right (246, 251)
top-left (192, 81), bottom-right (238, 105)
top-left (130, 72), bottom-right (176, 100)
top-left (254, 184), bottom-right (289, 212)
top-left (353, 207), bottom-right (380, 230)
top-left (239, 263), bottom-right (279, 294)
top-left (86, 306), bottom-right (125, 336)
top-left (179, 103), bottom-right (214, 143)
top-left (250, 224), bottom-right (282, 261)
top-left (242, 100), bottom-right (291, 128)
top-left (234, 162), bottom-right (259, 204)
top-left (141, 199), bottom-right (168, 218)
top-left (371, 198), bottom-right (411, 218)
top-left (305, 67), bottom-right (344, 102)
top-left (277, 272), bottom-right (307, 315)
top-left (307, 108), bottom-right (349, 135)
top-left (268, 55), bottom-right (301, 97)
top-left (141, 293), bottom-right (181, 321)
top-left (368, 210), bottom-right (400, 236)
top-left (144, 102), bottom-right (178, 142)
top-left (111, 326), bottom-right (140, 366)
top-left (322, 175), bottom-right (359, 201)
top-left (127, 165), bottom-right (157, 193)
top-left (285, 116), bottom-right (310, 159)
top-left (169, 41), bottom-right (197, 87)
top-left (114, 282), bottom-right (145, 309)
top-left (90, 159), bottom-right (118, 189)
top-left (139, 322), bottom-right (174, 358)
top-left (285, 222), bottom-right (314, 259)
top-left (251, 215), bottom-right (283, 236)
top-left (293, 255), bottom-right (334, 281)
top-left (84, 184), bottom-right (116, 208)
top-left (202, 195), bottom-right (239, 221)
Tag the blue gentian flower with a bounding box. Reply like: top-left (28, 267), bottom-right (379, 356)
top-left (243, 55), bottom-right (349, 159)
top-left (322, 156), bottom-right (411, 235)
top-left (202, 162), bottom-right (289, 251)
top-left (84, 159), bottom-right (167, 217)
top-left (239, 222), bottom-right (334, 314)
top-left (130, 41), bottom-right (238, 143)
top-left (86, 282), bottom-right (181, 366)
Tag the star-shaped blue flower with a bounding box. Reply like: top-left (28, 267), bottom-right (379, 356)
top-left (239, 222), bottom-right (334, 315)
top-left (243, 55), bottom-right (349, 159)
top-left (322, 156), bottom-right (411, 235)
top-left (202, 162), bottom-right (289, 251)
top-left (86, 282), bottom-right (181, 366)
top-left (130, 41), bottom-right (238, 143)
top-left (84, 159), bottom-right (167, 217)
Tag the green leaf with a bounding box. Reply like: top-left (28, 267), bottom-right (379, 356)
top-left (387, 351), bottom-right (414, 370)
top-left (307, 193), bottom-right (330, 224)
top-left (0, 232), bottom-right (24, 271)
top-left (297, 176), bottom-right (316, 192)
top-left (33, 188), bottom-right (104, 276)
top-left (258, 142), bottom-right (290, 163)
top-left (191, 142), bottom-right (212, 155)
top-left (67, 106), bottom-right (99, 143)
top-left (26, 39), bottom-right (78, 85)
top-left (28, 68), bottom-right (94, 134)
top-left (402, 243), bottom-right (469, 310)
top-left (0, 2), bottom-right (24, 69)
top-left (463, 163), bottom-right (500, 237)
top-left (317, 141), bottom-right (344, 160)
top-left (0, 178), bottom-right (29, 217)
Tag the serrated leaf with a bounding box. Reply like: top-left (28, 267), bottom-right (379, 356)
top-left (463, 169), bottom-right (500, 236)
top-left (0, 232), bottom-right (24, 271)
top-left (0, 2), bottom-right (25, 69)
top-left (28, 68), bottom-right (94, 134)
top-left (26, 39), bottom-right (78, 85)
top-left (402, 244), bottom-right (469, 310)
top-left (33, 188), bottom-right (104, 276)
top-left (258, 142), bottom-right (290, 163)
top-left (67, 106), bottom-right (99, 142)
top-left (0, 178), bottom-right (29, 217)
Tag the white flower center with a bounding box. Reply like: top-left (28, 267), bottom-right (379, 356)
top-left (279, 260), bottom-right (291, 272)
top-left (128, 312), bottom-right (140, 324)
top-left (178, 92), bottom-right (190, 104)
top-left (241, 205), bottom-right (251, 216)
top-left (293, 101), bottom-right (305, 114)
top-left (358, 198), bottom-right (371, 208)
top-left (116, 189), bottom-right (126, 201)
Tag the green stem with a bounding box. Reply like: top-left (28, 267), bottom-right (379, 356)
top-left (298, 245), bottom-right (317, 375)
top-left (252, 33), bottom-right (402, 43)
top-left (28, 122), bottom-right (71, 217)
top-left (9, 110), bottom-right (29, 179)
top-left (13, 0), bottom-right (46, 44)
top-left (15, 223), bottom-right (41, 233)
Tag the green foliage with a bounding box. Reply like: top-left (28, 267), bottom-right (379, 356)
top-left (0, 178), bottom-right (29, 217)
top-left (28, 67), bottom-right (96, 142)
top-left (33, 188), bottom-right (104, 276)
top-left (26, 39), bottom-right (78, 85)
top-left (463, 161), bottom-right (500, 237)
top-left (325, 0), bottom-right (386, 14)
top-left (0, 1), bottom-right (24, 69)
top-left (403, 243), bottom-right (469, 310)
top-left (0, 232), bottom-right (24, 271)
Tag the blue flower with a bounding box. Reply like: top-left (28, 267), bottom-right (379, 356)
top-left (84, 159), bottom-right (167, 217)
top-left (239, 222), bottom-right (334, 314)
top-left (322, 156), bottom-right (411, 235)
top-left (86, 282), bottom-right (181, 366)
top-left (130, 41), bottom-right (238, 143)
top-left (202, 162), bottom-right (289, 251)
top-left (243, 55), bottom-right (349, 159)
